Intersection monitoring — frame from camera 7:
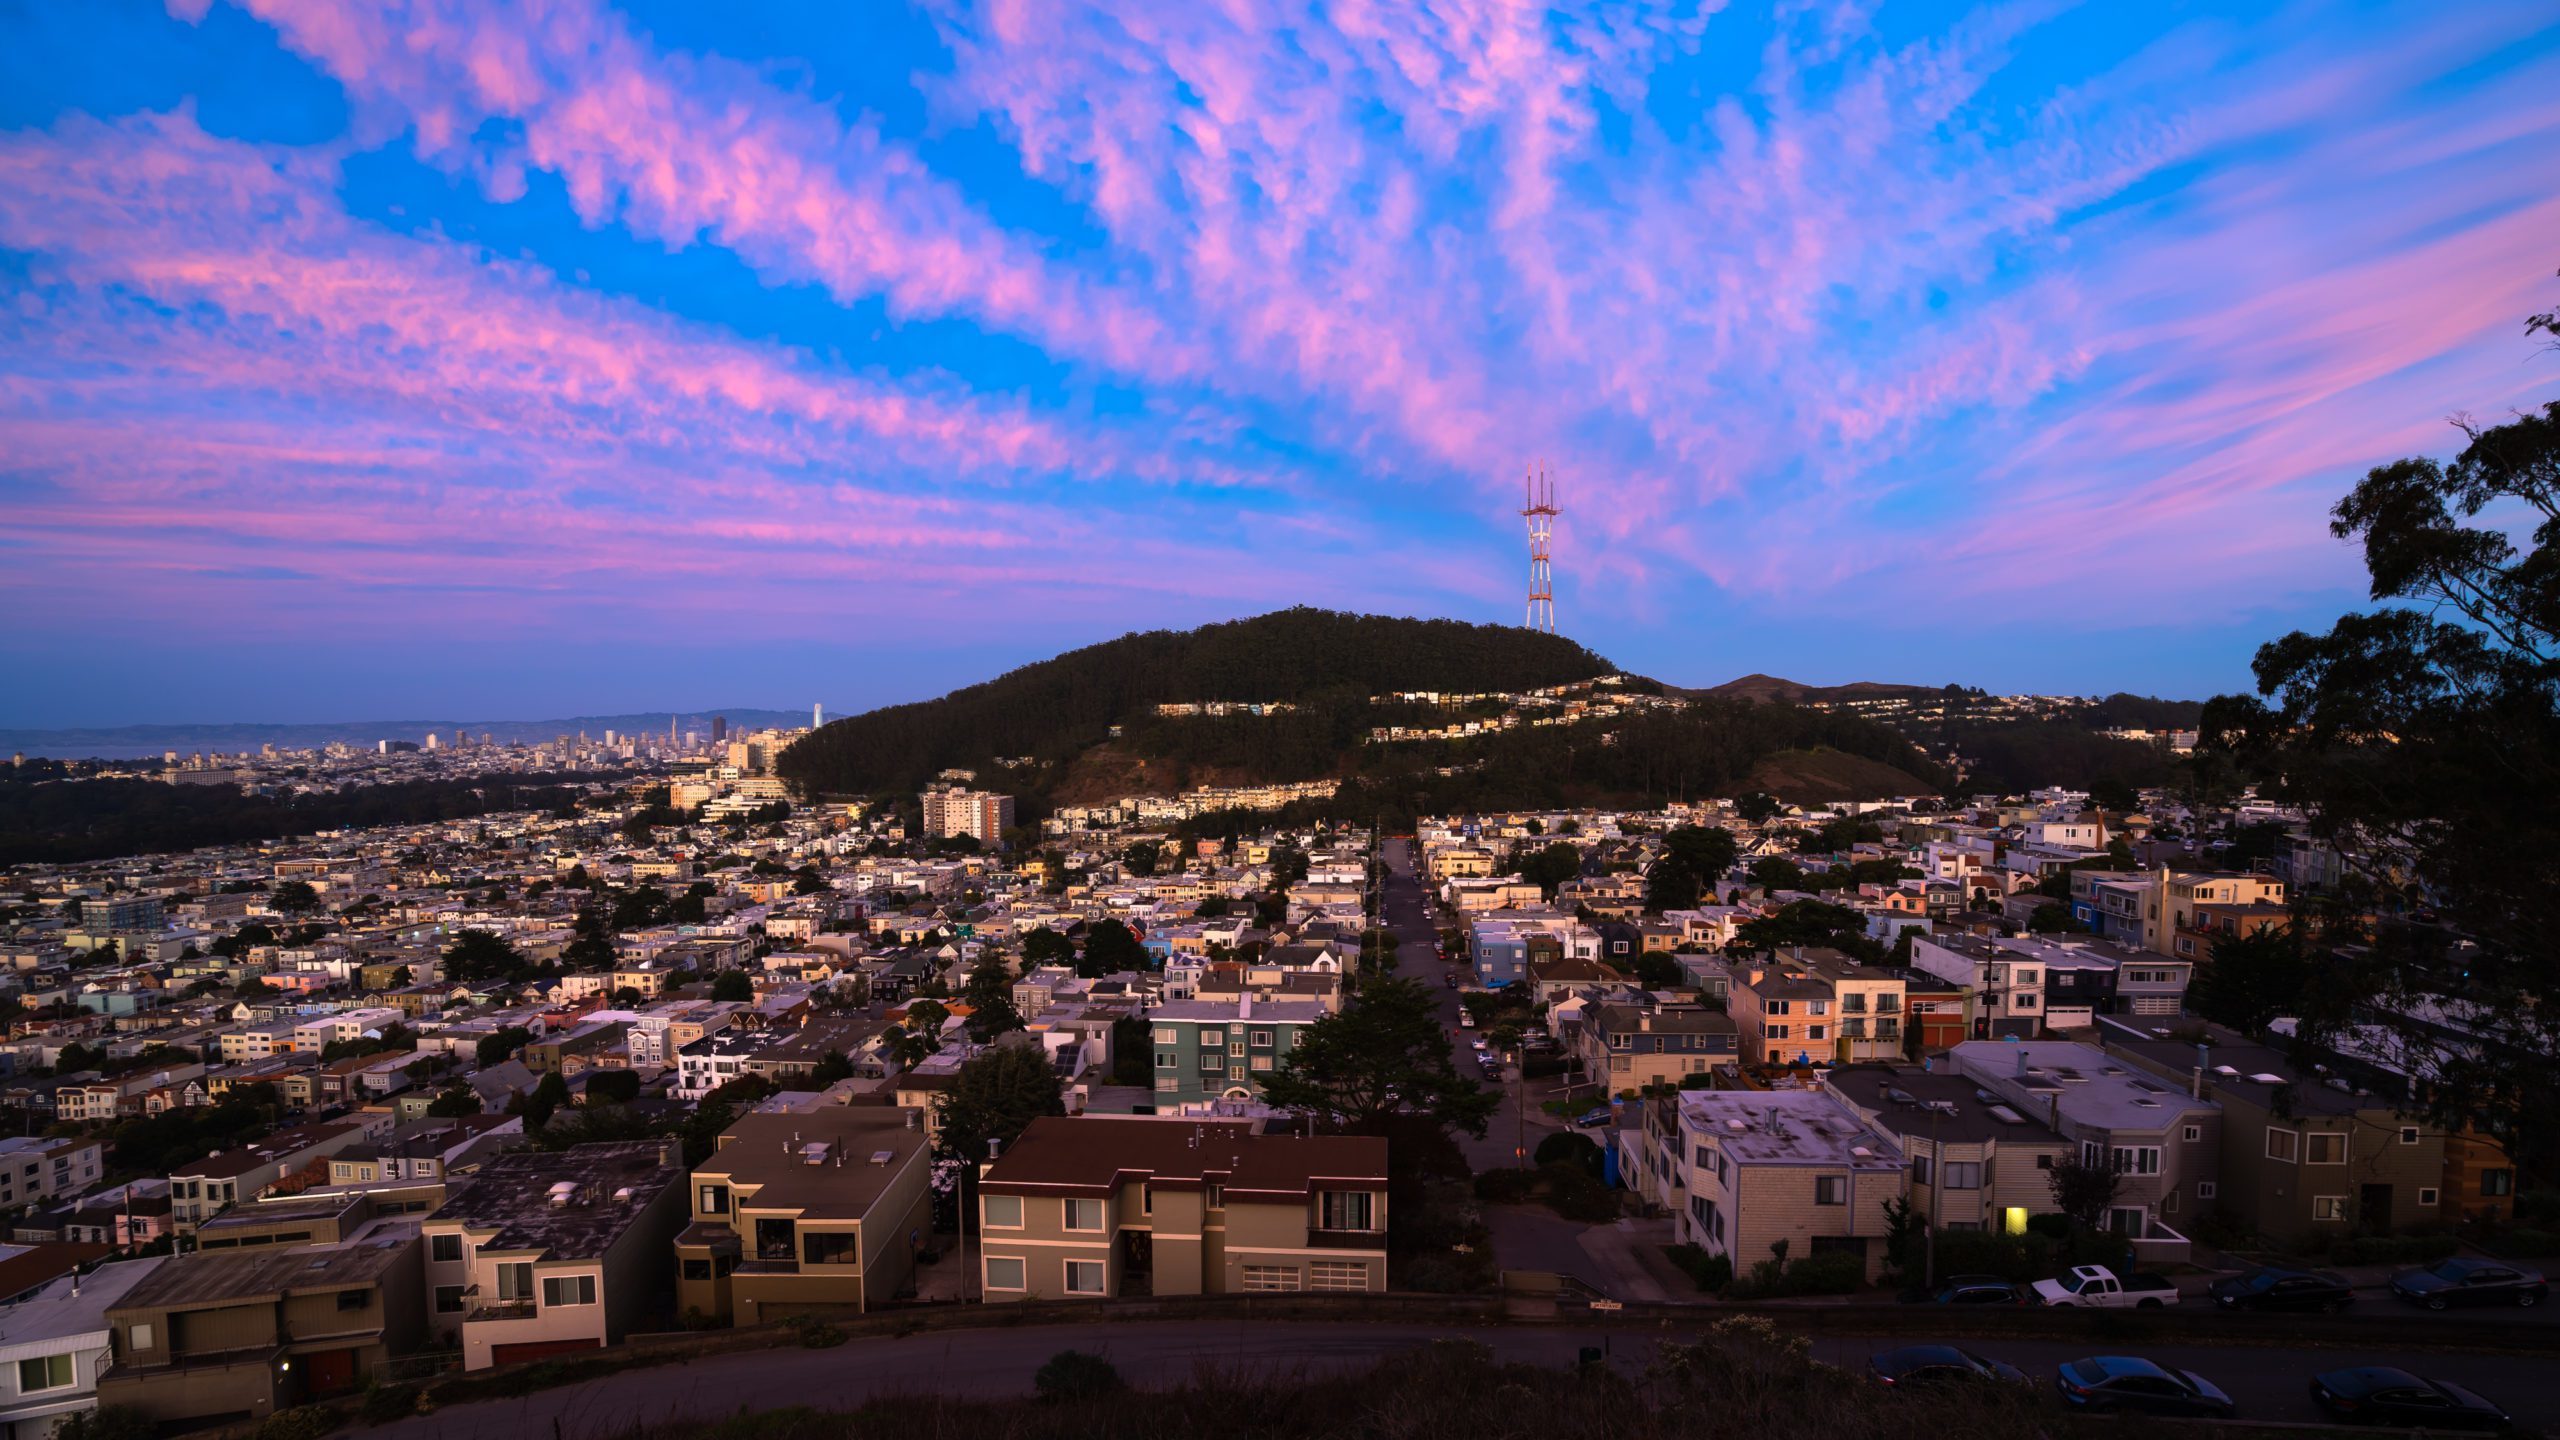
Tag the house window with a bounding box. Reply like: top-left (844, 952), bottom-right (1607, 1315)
top-left (1943, 1162), bottom-right (1983, 1189)
top-left (430, 1232), bottom-right (463, 1262)
top-left (541, 1274), bottom-right (597, 1307)
top-left (1064, 1198), bottom-right (1107, 1232)
top-left (2198, 1180), bottom-right (2218, 1199)
top-left (1320, 1190), bottom-right (1377, 1231)
top-left (984, 1256), bottom-right (1025, 1290)
top-left (1805, 1025), bottom-right (1828, 1042)
top-left (983, 1194), bottom-right (1024, 1228)
top-left (1153, 1027), bottom-right (1178, 1044)
top-left (698, 1184), bottom-right (729, 1215)
top-left (336, 1289), bottom-right (369, 1311)
top-left (2482, 1169), bottom-right (2514, 1196)
top-left (1250, 1030), bottom-right (1273, 1047)
top-left (2312, 1196), bottom-right (2348, 1222)
top-left (2265, 1129), bottom-right (2299, 1163)
top-left (1308, 1260), bottom-right (1371, 1292)
top-left (1910, 1155), bottom-right (1933, 1185)
top-left (2304, 1133), bottom-right (2347, 1164)
top-left (496, 1262), bottom-right (535, 1302)
top-left (679, 1261), bottom-right (711, 1282)
top-left (2419, 1187), bottom-right (2441, 1207)
top-left (2399, 1125), bottom-right (2421, 1145)
top-left (1762, 1024), bottom-right (1788, 1040)
top-left (434, 1285), bottom-right (466, 1313)
top-left (18, 1355), bottom-right (73, 1393)
top-left (1241, 1265), bottom-right (1302, 1292)
top-left (1064, 1260), bottom-right (1106, 1295)
top-left (2108, 1146), bottom-right (2162, 1176)
top-left (1814, 1176), bottom-right (1847, 1206)
top-left (1207, 1184), bottom-right (1224, 1210)
top-left (802, 1231), bottom-right (859, 1266)
top-left (2182, 1125), bottom-right (2201, 1143)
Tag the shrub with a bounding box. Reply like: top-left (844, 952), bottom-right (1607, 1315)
top-left (55, 1409), bottom-right (156, 1440)
top-left (1474, 1169), bottom-right (1538, 1204)
top-left (1034, 1350), bottom-right (1124, 1401)
top-left (1663, 1243), bottom-right (1734, 1294)
top-left (2489, 1228), bottom-right (2560, 1259)
top-left (2327, 1233), bottom-right (2460, 1265)
top-left (253, 1406), bottom-right (343, 1440)
top-left (1534, 1132), bottom-right (1603, 1178)
top-left (2024, 1212), bottom-right (2075, 1241)
top-left (358, 1382), bottom-right (420, 1424)
top-left (1542, 1163), bottom-right (1622, 1223)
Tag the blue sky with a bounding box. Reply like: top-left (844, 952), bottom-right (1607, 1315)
top-left (0, 0), bottom-right (2553, 726)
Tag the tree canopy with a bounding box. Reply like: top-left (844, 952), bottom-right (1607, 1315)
top-left (933, 1044), bottom-right (1066, 1163)
top-left (1259, 975), bottom-right (1498, 1137)
top-left (2202, 389), bottom-right (2560, 1176)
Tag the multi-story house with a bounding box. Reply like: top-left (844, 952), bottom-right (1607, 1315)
top-left (168, 1116), bottom-right (391, 1232)
top-left (421, 1141), bottom-right (686, 1368)
top-left (1950, 1039), bottom-right (2217, 1246)
top-left (1577, 1004), bottom-right (1739, 1095)
top-left (95, 1237), bottom-right (424, 1428)
top-left (1145, 999), bottom-right (1322, 1107)
top-left (672, 1031), bottom-right (762, 1101)
top-left (2099, 1021), bottom-right (2444, 1244)
top-left (1994, 935), bottom-right (2191, 1024)
top-left (1910, 933), bottom-right (2044, 1039)
top-left (976, 1116), bottom-right (1388, 1300)
top-left (1664, 1089), bottom-right (1907, 1280)
top-left (1826, 1065), bottom-right (2071, 1236)
top-left (1727, 949), bottom-right (1908, 1066)
top-left (0, 1256), bottom-right (166, 1439)
top-left (0, 1138), bottom-right (103, 1212)
top-left (673, 1106), bottom-right (933, 1325)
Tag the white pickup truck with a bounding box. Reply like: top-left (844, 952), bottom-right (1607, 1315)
top-left (2033, 1265), bottom-right (2181, 1309)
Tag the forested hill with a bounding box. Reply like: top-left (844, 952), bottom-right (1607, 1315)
top-left (778, 610), bottom-right (1615, 796)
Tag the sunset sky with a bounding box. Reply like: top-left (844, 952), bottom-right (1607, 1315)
top-left (2, 0), bottom-right (2554, 725)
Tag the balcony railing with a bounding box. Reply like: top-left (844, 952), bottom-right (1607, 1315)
top-left (1305, 1228), bottom-right (1387, 1251)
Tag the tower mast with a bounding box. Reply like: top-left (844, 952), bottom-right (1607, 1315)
top-left (1521, 463), bottom-right (1559, 634)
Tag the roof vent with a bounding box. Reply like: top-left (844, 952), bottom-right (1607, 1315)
top-left (870, 1150), bottom-right (895, 1166)
top-left (2249, 1073), bottom-right (2286, 1085)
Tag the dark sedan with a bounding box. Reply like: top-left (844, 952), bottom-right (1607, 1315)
top-left (2054, 1356), bottom-right (2236, 1418)
top-left (2208, 1266), bottom-right (2354, 1313)
top-left (1868, 1345), bottom-right (2027, 1390)
top-left (1899, 1275), bottom-right (2024, 1306)
top-left (2310, 1367), bottom-right (2511, 1430)
top-left (2390, 1257), bottom-right (2549, 1311)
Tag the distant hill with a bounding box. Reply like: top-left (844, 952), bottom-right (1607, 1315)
top-left (1699, 674), bottom-right (1951, 705)
top-left (779, 609), bottom-right (1951, 816)
top-left (779, 609), bottom-right (1615, 797)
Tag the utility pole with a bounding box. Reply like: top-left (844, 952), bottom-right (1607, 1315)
top-left (1921, 1103), bottom-right (1942, 1290)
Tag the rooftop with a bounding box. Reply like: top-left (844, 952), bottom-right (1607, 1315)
top-left (981, 1115), bottom-right (1385, 1198)
top-left (1675, 1089), bottom-right (1905, 1169)
top-left (113, 1234), bottom-right (414, 1313)
top-left (697, 1107), bottom-right (929, 1219)
top-left (428, 1141), bottom-right (681, 1259)
top-left (0, 1256), bottom-right (166, 1353)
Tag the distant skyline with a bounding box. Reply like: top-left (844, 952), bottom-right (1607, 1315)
top-left (2, 1), bottom-right (2554, 727)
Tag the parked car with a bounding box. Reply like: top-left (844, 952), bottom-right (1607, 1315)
top-left (2054, 1356), bottom-right (2235, 1417)
top-left (2208, 1266), bottom-right (2354, 1313)
top-left (2390, 1257), bottom-right (2549, 1311)
top-left (1867, 1345), bottom-right (2027, 1390)
top-left (1458, 1012), bottom-right (1476, 1029)
top-left (2033, 1265), bottom-right (2180, 1309)
top-left (1900, 1275), bottom-right (2024, 1306)
top-left (1574, 1106), bottom-right (1614, 1128)
top-left (2310, 1367), bottom-right (2510, 1430)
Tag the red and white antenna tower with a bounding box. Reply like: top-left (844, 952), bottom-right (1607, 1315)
top-left (1521, 462), bottom-right (1559, 633)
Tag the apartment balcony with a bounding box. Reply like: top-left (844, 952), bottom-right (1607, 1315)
top-left (464, 1299), bottom-right (535, 1323)
top-left (1304, 1228), bottom-right (1387, 1251)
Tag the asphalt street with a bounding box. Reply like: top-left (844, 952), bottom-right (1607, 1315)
top-left (355, 1317), bottom-right (2560, 1440)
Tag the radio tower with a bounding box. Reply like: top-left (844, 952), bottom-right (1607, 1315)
top-left (1521, 462), bottom-right (1559, 633)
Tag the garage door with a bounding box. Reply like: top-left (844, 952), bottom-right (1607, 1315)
top-left (492, 1337), bottom-right (603, 1367)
